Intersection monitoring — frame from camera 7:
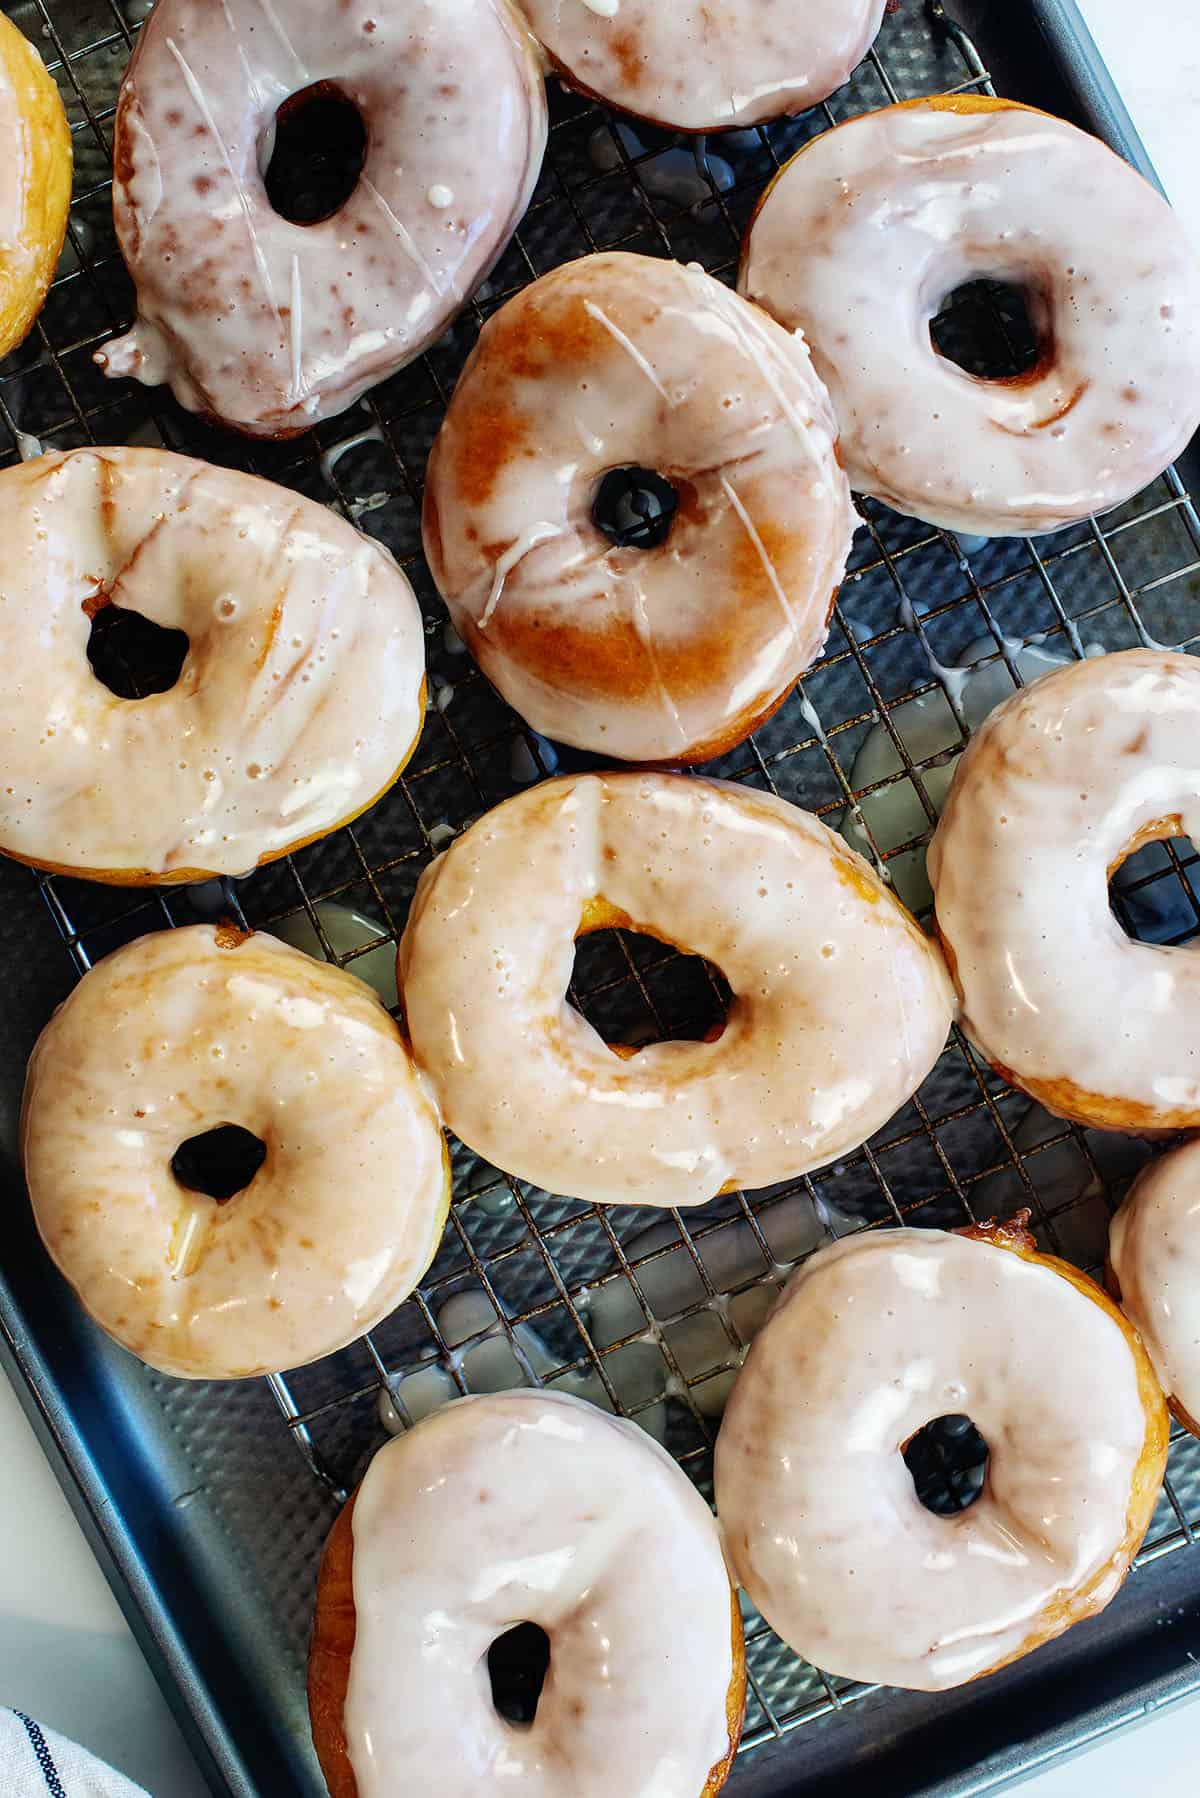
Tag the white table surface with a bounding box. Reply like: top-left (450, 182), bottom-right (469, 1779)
top-left (3, 1), bottom-right (1198, 1794)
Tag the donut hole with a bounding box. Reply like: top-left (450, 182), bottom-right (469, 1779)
top-left (171, 1124), bottom-right (268, 1204)
top-left (486, 1622), bottom-right (551, 1729)
top-left (592, 466), bottom-right (680, 550)
top-left (930, 278), bottom-right (1046, 382)
top-left (902, 1414), bottom-right (990, 1515)
top-left (572, 919), bottom-right (732, 1053)
top-left (86, 602), bottom-right (189, 700)
top-left (1109, 817), bottom-right (1200, 946)
top-left (261, 82), bottom-right (367, 226)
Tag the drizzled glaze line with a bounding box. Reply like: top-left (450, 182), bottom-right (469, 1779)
top-left (101, 0), bottom-right (548, 436)
top-left (719, 474), bottom-right (801, 646)
top-left (164, 34), bottom-right (281, 324)
top-left (583, 299), bottom-right (670, 400)
top-left (479, 521), bottom-right (563, 628)
top-left (687, 264), bottom-right (818, 453)
top-left (423, 252), bottom-right (857, 762)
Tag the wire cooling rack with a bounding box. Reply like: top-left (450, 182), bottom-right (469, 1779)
top-left (8, 0), bottom-right (1200, 1772)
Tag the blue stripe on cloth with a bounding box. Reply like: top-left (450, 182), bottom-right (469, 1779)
top-left (15, 1713), bottom-right (68, 1798)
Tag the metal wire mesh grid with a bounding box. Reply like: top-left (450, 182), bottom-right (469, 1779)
top-left (8, 0), bottom-right (1200, 1771)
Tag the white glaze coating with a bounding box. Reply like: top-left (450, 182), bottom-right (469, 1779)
top-left (398, 773), bottom-right (953, 1207)
top-left (927, 650), bottom-right (1200, 1127)
top-left (423, 254), bottom-right (856, 763)
top-left (20, 927), bottom-right (449, 1380)
top-left (715, 1228), bottom-right (1154, 1690)
top-left (1111, 1139), bottom-right (1200, 1426)
top-left (99, 0), bottom-right (547, 436)
top-left (519, 0), bottom-right (885, 131)
top-left (740, 100), bottom-right (1200, 535)
top-left (0, 447), bottom-right (425, 881)
top-left (343, 1390), bottom-right (738, 1798)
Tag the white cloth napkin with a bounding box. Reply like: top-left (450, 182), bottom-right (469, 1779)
top-left (0, 1710), bottom-right (149, 1796)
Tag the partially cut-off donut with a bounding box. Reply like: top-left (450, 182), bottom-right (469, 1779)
top-left (99, 0), bottom-right (547, 436)
top-left (516, 0), bottom-right (885, 133)
top-left (308, 1390), bottom-right (745, 1798)
top-left (928, 649), bottom-right (1200, 1132)
top-left (0, 12), bottom-right (72, 362)
top-left (1110, 1138), bottom-right (1200, 1439)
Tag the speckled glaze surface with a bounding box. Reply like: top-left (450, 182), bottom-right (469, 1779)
top-left (516, 0), bottom-right (885, 132)
top-left (927, 650), bottom-right (1200, 1130)
top-left (1111, 1139), bottom-right (1200, 1430)
top-left (398, 773), bottom-right (953, 1208)
top-left (423, 254), bottom-right (856, 763)
top-left (99, 0), bottom-right (547, 436)
top-left (341, 1390), bottom-right (740, 1798)
top-left (715, 1228), bottom-right (1165, 1691)
top-left (20, 926), bottom-right (449, 1380)
top-left (0, 447), bottom-right (426, 882)
top-left (0, 11), bottom-right (72, 359)
top-left (740, 98), bottom-right (1200, 535)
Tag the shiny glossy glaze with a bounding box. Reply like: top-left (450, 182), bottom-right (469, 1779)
top-left (1111, 1139), bottom-right (1200, 1431)
top-left (517, 0), bottom-right (884, 132)
top-left (928, 650), bottom-right (1200, 1130)
top-left (99, 0), bottom-right (547, 436)
top-left (0, 447), bottom-right (425, 881)
top-left (398, 773), bottom-right (953, 1207)
top-left (423, 254), bottom-right (857, 763)
top-left (715, 1227), bottom-right (1162, 1690)
top-left (0, 12), bottom-right (71, 359)
top-left (740, 99), bottom-right (1200, 535)
top-left (344, 1390), bottom-right (740, 1798)
top-left (20, 927), bottom-right (449, 1380)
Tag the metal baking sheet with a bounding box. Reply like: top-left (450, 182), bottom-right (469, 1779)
top-left (0, 1), bottom-right (1198, 1794)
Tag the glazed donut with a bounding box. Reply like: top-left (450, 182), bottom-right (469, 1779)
top-left (0, 13), bottom-right (72, 360)
top-left (928, 649), bottom-right (1200, 1132)
top-left (20, 926), bottom-right (450, 1380)
top-left (740, 97), bottom-right (1200, 535)
top-left (98, 0), bottom-right (546, 437)
top-left (0, 447), bottom-right (425, 883)
top-left (308, 1390), bottom-right (745, 1798)
top-left (715, 1220), bottom-right (1168, 1690)
top-left (398, 773), bottom-right (953, 1208)
top-left (515, 0), bottom-right (885, 133)
top-left (422, 253), bottom-right (856, 763)
top-left (1110, 1139), bottom-right (1200, 1436)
